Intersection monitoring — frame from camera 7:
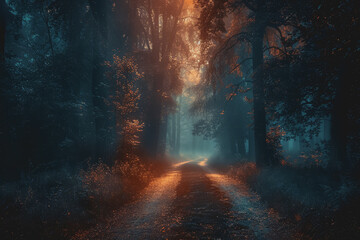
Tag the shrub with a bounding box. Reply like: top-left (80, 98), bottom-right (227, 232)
top-left (227, 164), bottom-right (360, 239)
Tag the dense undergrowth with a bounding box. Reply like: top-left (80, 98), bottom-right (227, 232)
top-left (223, 160), bottom-right (360, 240)
top-left (0, 157), bottom-right (170, 240)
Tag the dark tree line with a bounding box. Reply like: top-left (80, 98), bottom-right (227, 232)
top-left (0, 0), bottom-right (190, 181)
top-left (1, 0), bottom-right (359, 181)
top-left (193, 0), bottom-right (360, 171)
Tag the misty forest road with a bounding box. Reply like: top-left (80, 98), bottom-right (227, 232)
top-left (73, 161), bottom-right (295, 240)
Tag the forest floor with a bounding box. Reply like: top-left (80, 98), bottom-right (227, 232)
top-left (72, 160), bottom-right (297, 240)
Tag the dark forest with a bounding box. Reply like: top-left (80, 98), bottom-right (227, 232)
top-left (0, 0), bottom-right (360, 239)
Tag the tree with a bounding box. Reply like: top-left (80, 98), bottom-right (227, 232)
top-left (121, 0), bottom-right (186, 157)
top-left (0, 0), bottom-right (10, 62)
top-left (195, 0), bottom-right (302, 166)
top-left (105, 54), bottom-right (144, 162)
top-left (298, 0), bottom-right (360, 170)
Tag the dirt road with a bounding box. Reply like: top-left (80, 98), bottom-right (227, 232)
top-left (73, 161), bottom-right (294, 240)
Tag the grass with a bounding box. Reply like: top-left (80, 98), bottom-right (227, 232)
top-left (0, 157), bottom-right (170, 240)
top-left (224, 160), bottom-right (360, 240)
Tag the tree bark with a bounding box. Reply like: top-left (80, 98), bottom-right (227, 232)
top-left (251, 14), bottom-right (267, 167)
top-left (171, 113), bottom-right (176, 152)
top-left (0, 0), bottom-right (7, 63)
top-left (90, 0), bottom-right (112, 163)
top-left (248, 128), bottom-right (255, 160)
top-left (175, 95), bottom-right (181, 155)
top-left (158, 116), bottom-right (168, 156)
top-left (143, 69), bottom-right (163, 157)
top-left (329, 64), bottom-right (350, 170)
top-left (128, 0), bottom-right (138, 50)
top-left (141, 0), bottom-right (184, 158)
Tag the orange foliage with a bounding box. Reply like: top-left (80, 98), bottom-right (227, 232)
top-left (106, 54), bottom-right (143, 126)
top-left (266, 125), bottom-right (286, 144)
top-left (105, 55), bottom-right (143, 82)
top-left (298, 150), bottom-right (323, 167)
top-left (105, 54), bottom-right (146, 174)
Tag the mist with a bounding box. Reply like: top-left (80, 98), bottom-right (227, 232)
top-left (1, 0), bottom-right (359, 239)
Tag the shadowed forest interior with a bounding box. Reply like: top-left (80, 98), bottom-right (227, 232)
top-left (0, 0), bottom-right (360, 239)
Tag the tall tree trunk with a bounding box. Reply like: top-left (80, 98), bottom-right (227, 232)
top-left (91, 30), bottom-right (107, 162)
top-left (0, 0), bottom-right (7, 63)
top-left (158, 116), bottom-right (168, 156)
top-left (78, 30), bottom-right (96, 162)
top-left (252, 14), bottom-right (267, 167)
top-left (90, 0), bottom-right (113, 163)
top-left (142, 0), bottom-right (184, 158)
top-left (143, 70), bottom-right (163, 157)
top-left (175, 95), bottom-right (181, 155)
top-left (64, 1), bottom-right (94, 163)
top-left (248, 128), bottom-right (255, 160)
top-left (329, 65), bottom-right (350, 170)
top-left (127, 0), bottom-right (138, 50)
top-left (0, 0), bottom-right (8, 180)
top-left (142, 7), bottom-right (162, 158)
top-left (171, 113), bottom-right (176, 153)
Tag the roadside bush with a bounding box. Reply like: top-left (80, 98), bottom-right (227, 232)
top-left (0, 156), bottom-right (170, 239)
top-left (0, 167), bottom-right (85, 239)
top-left (227, 164), bottom-right (360, 239)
